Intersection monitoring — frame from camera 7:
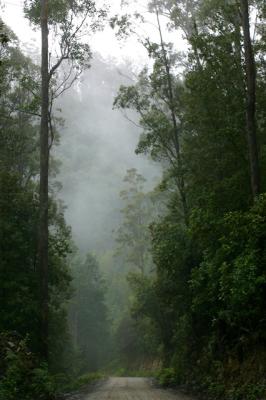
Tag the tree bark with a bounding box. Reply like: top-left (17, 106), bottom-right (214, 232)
top-left (241, 0), bottom-right (260, 198)
top-left (39, 0), bottom-right (49, 361)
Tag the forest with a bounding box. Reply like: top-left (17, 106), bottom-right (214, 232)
top-left (0, 0), bottom-right (266, 399)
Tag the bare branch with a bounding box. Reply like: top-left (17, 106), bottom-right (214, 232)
top-left (121, 110), bottom-right (142, 128)
top-left (49, 54), bottom-right (69, 80)
top-left (53, 71), bottom-right (81, 99)
top-left (10, 108), bottom-right (41, 118)
top-left (53, 64), bottom-right (74, 96)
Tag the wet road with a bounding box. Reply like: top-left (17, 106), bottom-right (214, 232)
top-left (84, 377), bottom-right (193, 400)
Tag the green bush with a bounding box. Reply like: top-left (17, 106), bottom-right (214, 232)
top-left (0, 332), bottom-right (56, 400)
top-left (74, 372), bottom-right (104, 388)
top-left (156, 368), bottom-right (177, 387)
top-left (57, 371), bottom-right (104, 392)
top-left (227, 383), bottom-right (266, 400)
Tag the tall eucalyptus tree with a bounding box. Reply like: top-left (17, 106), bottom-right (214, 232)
top-left (240, 0), bottom-right (260, 198)
top-left (39, 0), bottom-right (49, 360)
top-left (24, 0), bottom-right (107, 360)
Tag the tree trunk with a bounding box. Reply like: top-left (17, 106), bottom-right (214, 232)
top-left (39, 0), bottom-right (49, 361)
top-left (155, 8), bottom-right (188, 223)
top-left (241, 0), bottom-right (260, 198)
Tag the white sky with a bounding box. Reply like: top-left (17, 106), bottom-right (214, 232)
top-left (1, 0), bottom-right (146, 63)
top-left (1, 0), bottom-right (186, 66)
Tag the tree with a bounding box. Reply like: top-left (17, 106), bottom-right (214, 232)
top-left (113, 26), bottom-right (188, 223)
top-left (152, 0), bottom-right (263, 201)
top-left (0, 23), bottom-right (73, 376)
top-left (39, 0), bottom-right (49, 361)
top-left (0, 19), bottom-right (9, 49)
top-left (112, 1), bottom-right (266, 396)
top-left (240, 0), bottom-right (260, 198)
top-left (24, 0), bottom-right (107, 361)
top-left (69, 254), bottom-right (109, 372)
top-left (154, 5), bottom-right (187, 219)
top-left (115, 169), bottom-right (154, 274)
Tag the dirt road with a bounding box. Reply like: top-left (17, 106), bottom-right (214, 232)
top-left (84, 377), bottom-right (193, 400)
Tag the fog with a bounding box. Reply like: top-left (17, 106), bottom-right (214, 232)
top-left (54, 56), bottom-right (161, 254)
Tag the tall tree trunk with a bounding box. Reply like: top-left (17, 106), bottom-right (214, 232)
top-left (241, 0), bottom-right (260, 198)
top-left (39, 0), bottom-right (49, 361)
top-left (155, 8), bottom-right (188, 223)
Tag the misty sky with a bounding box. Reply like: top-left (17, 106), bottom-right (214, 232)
top-left (2, 0), bottom-right (153, 63)
top-left (2, 0), bottom-right (185, 62)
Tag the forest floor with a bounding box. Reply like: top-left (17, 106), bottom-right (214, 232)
top-left (64, 377), bottom-right (195, 400)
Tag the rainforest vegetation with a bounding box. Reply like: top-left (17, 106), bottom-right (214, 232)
top-left (0, 0), bottom-right (266, 399)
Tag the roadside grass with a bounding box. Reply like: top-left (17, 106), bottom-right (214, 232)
top-left (111, 367), bottom-right (157, 378)
top-left (55, 371), bottom-right (105, 398)
top-left (155, 367), bottom-right (266, 400)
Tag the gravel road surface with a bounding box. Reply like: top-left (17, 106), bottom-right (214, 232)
top-left (84, 377), bottom-right (193, 400)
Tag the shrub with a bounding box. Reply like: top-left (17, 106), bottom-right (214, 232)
top-left (156, 368), bottom-right (177, 387)
top-left (0, 332), bottom-right (56, 400)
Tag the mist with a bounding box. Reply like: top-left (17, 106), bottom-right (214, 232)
top-left (54, 56), bottom-right (161, 254)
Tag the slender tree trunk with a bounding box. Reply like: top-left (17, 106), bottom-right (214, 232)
top-left (241, 0), bottom-right (260, 198)
top-left (155, 8), bottom-right (188, 223)
top-left (39, 0), bottom-right (49, 361)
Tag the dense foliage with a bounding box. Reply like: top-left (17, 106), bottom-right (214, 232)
top-left (0, 21), bottom-right (72, 398)
top-left (0, 18), bottom-right (108, 399)
top-left (113, 0), bottom-right (266, 398)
